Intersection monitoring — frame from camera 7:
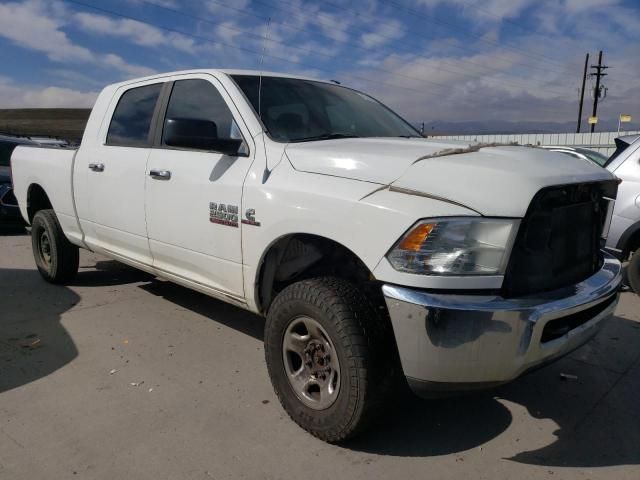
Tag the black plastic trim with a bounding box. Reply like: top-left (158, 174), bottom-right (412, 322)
top-left (616, 221), bottom-right (640, 258)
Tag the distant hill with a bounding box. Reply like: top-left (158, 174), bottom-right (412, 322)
top-left (421, 119), bottom-right (627, 136)
top-left (0, 108), bottom-right (91, 142)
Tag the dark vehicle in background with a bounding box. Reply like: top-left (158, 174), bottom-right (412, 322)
top-left (0, 134), bottom-right (38, 226)
top-left (540, 145), bottom-right (609, 166)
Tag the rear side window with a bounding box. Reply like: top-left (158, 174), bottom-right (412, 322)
top-left (107, 83), bottom-right (162, 147)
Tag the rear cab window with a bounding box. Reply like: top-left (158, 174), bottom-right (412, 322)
top-left (106, 83), bottom-right (163, 147)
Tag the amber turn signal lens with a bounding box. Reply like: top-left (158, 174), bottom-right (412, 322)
top-left (398, 223), bottom-right (435, 251)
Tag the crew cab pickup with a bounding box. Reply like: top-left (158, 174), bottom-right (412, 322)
top-left (11, 70), bottom-right (622, 442)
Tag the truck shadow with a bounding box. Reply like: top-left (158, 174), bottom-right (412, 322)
top-left (138, 279), bottom-right (265, 341)
top-left (346, 311), bottom-right (640, 467)
top-left (0, 261), bottom-right (154, 394)
top-left (137, 279), bottom-right (639, 468)
top-left (69, 260), bottom-right (155, 287)
top-left (5, 257), bottom-right (636, 469)
top-left (0, 225), bottom-right (27, 236)
top-left (0, 268), bottom-right (79, 394)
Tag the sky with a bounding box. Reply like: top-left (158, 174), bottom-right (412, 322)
top-left (0, 0), bottom-right (638, 133)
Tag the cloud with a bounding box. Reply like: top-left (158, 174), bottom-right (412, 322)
top-left (360, 20), bottom-right (404, 48)
top-left (0, 77), bottom-right (98, 108)
top-left (127, 0), bottom-right (178, 7)
top-left (564, 0), bottom-right (621, 12)
top-left (102, 54), bottom-right (156, 78)
top-left (74, 12), bottom-right (196, 53)
top-left (205, 0), bottom-right (250, 15)
top-left (313, 11), bottom-right (351, 43)
top-left (414, 0), bottom-right (536, 20)
top-left (0, 1), bottom-right (155, 77)
top-left (0, 0), bottom-right (93, 62)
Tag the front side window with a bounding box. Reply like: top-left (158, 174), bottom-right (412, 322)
top-left (162, 79), bottom-right (242, 146)
top-left (232, 75), bottom-right (420, 142)
top-left (106, 83), bottom-right (162, 147)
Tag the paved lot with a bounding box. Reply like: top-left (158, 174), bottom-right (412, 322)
top-left (1, 229), bottom-right (639, 480)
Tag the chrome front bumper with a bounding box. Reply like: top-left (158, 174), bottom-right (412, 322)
top-left (382, 253), bottom-right (622, 396)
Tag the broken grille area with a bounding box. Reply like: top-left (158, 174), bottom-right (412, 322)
top-left (540, 294), bottom-right (617, 343)
top-left (502, 181), bottom-right (617, 298)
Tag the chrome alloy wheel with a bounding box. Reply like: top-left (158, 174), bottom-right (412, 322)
top-left (282, 316), bottom-right (341, 410)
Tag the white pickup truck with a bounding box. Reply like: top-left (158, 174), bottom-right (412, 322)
top-left (11, 69), bottom-right (622, 442)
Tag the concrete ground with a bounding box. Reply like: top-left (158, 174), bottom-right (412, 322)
top-left (1, 229), bottom-right (639, 480)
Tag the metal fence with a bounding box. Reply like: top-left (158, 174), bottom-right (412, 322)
top-left (429, 130), bottom-right (640, 156)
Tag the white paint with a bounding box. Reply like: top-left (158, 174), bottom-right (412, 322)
top-left (10, 69), bottom-right (618, 314)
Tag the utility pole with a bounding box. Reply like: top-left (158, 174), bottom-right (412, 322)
top-left (590, 50), bottom-right (608, 133)
top-left (576, 53), bottom-right (589, 133)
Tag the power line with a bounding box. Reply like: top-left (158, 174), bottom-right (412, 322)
top-left (447, 0), bottom-right (558, 41)
top-left (136, 0), bottom-right (570, 96)
top-left (251, 0), bottom-right (570, 79)
top-left (142, 0), bottom-right (571, 96)
top-left (194, 0), bottom-right (542, 83)
top-left (69, 0), bottom-right (458, 94)
top-left (62, 0), bottom-right (436, 98)
top-left (273, 0), bottom-right (570, 70)
top-left (62, 0), bottom-right (574, 118)
top-left (386, 0), bottom-right (569, 68)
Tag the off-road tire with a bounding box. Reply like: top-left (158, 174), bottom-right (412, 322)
top-left (264, 277), bottom-right (396, 442)
top-left (31, 209), bottom-right (79, 284)
top-left (628, 249), bottom-right (640, 296)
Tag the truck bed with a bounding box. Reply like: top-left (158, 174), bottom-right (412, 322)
top-left (11, 144), bottom-right (82, 244)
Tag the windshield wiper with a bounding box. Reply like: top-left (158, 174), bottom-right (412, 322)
top-left (290, 133), bottom-right (360, 143)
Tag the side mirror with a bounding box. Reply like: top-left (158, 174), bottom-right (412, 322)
top-left (164, 118), bottom-right (244, 156)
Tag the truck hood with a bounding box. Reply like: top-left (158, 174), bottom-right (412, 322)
top-left (284, 138), bottom-right (615, 217)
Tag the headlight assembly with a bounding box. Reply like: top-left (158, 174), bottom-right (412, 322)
top-left (387, 217), bottom-right (519, 276)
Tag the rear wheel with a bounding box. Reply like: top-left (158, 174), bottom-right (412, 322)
top-left (264, 277), bottom-right (395, 442)
top-left (31, 209), bottom-right (79, 284)
top-left (628, 249), bottom-right (640, 296)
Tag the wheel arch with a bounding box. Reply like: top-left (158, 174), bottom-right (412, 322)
top-left (26, 183), bottom-right (53, 224)
top-left (254, 233), bottom-right (376, 315)
top-left (616, 220), bottom-right (640, 259)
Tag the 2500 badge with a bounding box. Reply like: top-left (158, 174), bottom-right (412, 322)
top-left (209, 202), bottom-right (239, 227)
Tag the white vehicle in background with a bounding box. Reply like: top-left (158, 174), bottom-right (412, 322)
top-left (540, 145), bottom-right (608, 166)
top-left (605, 135), bottom-right (640, 294)
top-left (9, 69), bottom-right (623, 442)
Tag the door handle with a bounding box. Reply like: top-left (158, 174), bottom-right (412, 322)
top-left (149, 169), bottom-right (171, 180)
top-left (88, 163), bottom-right (105, 172)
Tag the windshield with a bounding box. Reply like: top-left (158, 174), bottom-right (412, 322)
top-left (575, 148), bottom-right (608, 166)
top-left (231, 75), bottom-right (421, 142)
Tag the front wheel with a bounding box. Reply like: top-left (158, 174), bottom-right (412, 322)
top-left (31, 209), bottom-right (79, 284)
top-left (264, 277), bottom-right (394, 442)
top-left (628, 249), bottom-right (640, 296)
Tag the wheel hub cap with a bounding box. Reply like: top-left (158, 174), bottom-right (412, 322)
top-left (40, 232), bottom-right (51, 266)
top-left (282, 316), bottom-right (341, 410)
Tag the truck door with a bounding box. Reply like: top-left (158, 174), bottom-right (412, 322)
top-left (83, 81), bottom-right (163, 266)
top-left (144, 76), bottom-right (254, 299)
